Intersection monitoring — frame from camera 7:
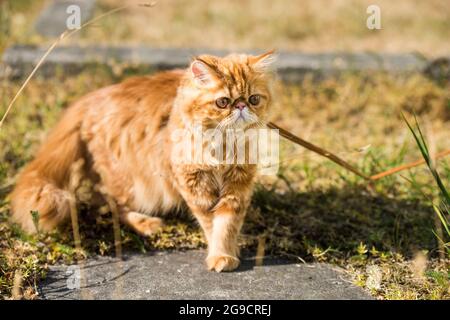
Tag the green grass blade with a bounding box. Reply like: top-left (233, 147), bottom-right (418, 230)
top-left (402, 112), bottom-right (450, 206)
top-left (433, 204), bottom-right (450, 237)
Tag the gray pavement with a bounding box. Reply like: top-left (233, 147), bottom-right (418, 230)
top-left (38, 250), bottom-right (372, 300)
top-left (34, 0), bottom-right (96, 37)
top-left (1, 45), bottom-right (430, 81)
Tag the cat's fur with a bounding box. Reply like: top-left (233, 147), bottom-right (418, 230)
top-left (10, 52), bottom-right (275, 272)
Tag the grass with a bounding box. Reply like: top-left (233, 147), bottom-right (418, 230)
top-left (403, 113), bottom-right (450, 256)
top-left (0, 0), bottom-right (46, 53)
top-left (0, 66), bottom-right (449, 299)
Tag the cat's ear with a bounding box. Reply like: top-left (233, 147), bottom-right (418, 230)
top-left (190, 58), bottom-right (217, 87)
top-left (250, 50), bottom-right (277, 72)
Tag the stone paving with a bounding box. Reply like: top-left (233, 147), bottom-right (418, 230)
top-left (39, 250), bottom-right (373, 300)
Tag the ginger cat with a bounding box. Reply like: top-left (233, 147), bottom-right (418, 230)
top-left (10, 51), bottom-right (275, 272)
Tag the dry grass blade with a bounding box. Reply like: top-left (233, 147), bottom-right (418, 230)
top-left (104, 194), bottom-right (123, 259)
top-left (370, 150), bottom-right (450, 181)
top-left (11, 271), bottom-right (23, 300)
top-left (255, 235), bottom-right (266, 266)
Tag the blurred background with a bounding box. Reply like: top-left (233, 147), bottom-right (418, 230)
top-left (1, 0), bottom-right (450, 55)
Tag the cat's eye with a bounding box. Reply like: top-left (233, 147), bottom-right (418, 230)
top-left (215, 97), bottom-right (230, 108)
top-left (249, 94), bottom-right (261, 106)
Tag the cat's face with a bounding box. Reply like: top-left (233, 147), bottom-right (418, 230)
top-left (181, 52), bottom-right (276, 129)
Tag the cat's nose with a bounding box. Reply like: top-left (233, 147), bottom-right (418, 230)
top-left (235, 101), bottom-right (247, 111)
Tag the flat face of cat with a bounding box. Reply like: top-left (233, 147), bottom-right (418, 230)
top-left (182, 51), bottom-right (276, 129)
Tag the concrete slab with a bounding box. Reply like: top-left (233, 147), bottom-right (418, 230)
top-left (38, 250), bottom-right (372, 300)
top-left (1, 45), bottom-right (432, 81)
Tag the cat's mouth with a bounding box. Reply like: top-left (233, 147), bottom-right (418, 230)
top-left (216, 109), bottom-right (262, 131)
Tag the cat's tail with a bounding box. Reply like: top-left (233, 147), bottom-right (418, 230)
top-left (10, 105), bottom-right (85, 233)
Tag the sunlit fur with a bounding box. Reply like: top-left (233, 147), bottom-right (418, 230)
top-left (10, 52), bottom-right (275, 272)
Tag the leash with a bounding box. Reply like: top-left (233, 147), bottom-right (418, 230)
top-left (267, 121), bottom-right (450, 182)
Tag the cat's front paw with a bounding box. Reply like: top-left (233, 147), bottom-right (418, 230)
top-left (206, 255), bottom-right (240, 272)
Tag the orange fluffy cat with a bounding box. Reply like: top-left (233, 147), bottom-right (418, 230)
top-left (10, 51), bottom-right (275, 272)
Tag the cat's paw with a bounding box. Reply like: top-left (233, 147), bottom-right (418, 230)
top-left (124, 212), bottom-right (163, 236)
top-left (206, 255), bottom-right (240, 272)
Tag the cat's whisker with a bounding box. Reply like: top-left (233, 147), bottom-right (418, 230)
top-left (212, 113), bottom-right (235, 134)
top-left (255, 119), bottom-right (267, 128)
top-left (215, 119), bottom-right (230, 132)
top-left (218, 112), bottom-right (240, 131)
top-left (243, 110), bottom-right (265, 129)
